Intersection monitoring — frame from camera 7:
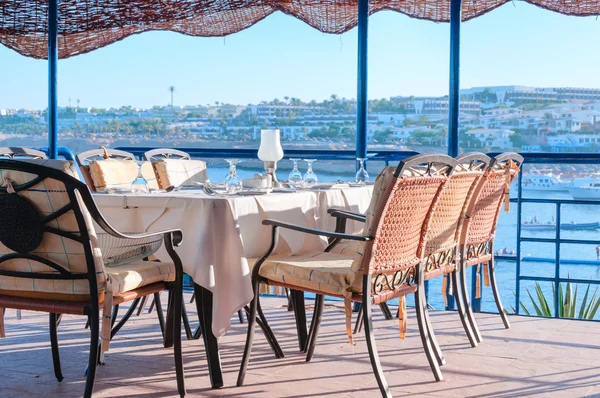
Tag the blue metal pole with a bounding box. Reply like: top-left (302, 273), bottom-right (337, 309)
top-left (447, 0), bottom-right (462, 157)
top-left (355, 0), bottom-right (369, 163)
top-left (48, 0), bottom-right (59, 159)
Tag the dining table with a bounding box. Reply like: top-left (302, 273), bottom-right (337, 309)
top-left (93, 183), bottom-right (374, 388)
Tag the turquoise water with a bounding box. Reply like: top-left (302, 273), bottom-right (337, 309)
top-left (207, 165), bottom-right (600, 317)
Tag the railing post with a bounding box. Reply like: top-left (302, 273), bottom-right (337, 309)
top-left (355, 0), bottom-right (368, 165)
top-left (515, 171), bottom-right (523, 314)
top-left (48, 0), bottom-right (59, 159)
top-left (447, 0), bottom-right (461, 158)
top-left (554, 202), bottom-right (561, 318)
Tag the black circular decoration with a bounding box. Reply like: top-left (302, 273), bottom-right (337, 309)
top-left (0, 193), bottom-right (43, 253)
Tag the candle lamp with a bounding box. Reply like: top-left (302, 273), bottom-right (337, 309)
top-left (258, 129), bottom-right (284, 187)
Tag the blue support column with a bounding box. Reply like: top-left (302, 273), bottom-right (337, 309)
top-left (447, 0), bottom-right (462, 158)
top-left (48, 0), bottom-right (59, 159)
top-left (355, 0), bottom-right (369, 163)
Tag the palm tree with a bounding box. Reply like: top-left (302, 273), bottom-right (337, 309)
top-left (169, 86), bottom-right (176, 108)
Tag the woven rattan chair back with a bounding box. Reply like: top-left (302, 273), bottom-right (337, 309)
top-left (422, 153), bottom-right (491, 278)
top-left (0, 159), bottom-right (106, 300)
top-left (359, 154), bottom-right (457, 302)
top-left (460, 152), bottom-right (524, 247)
top-left (143, 148), bottom-right (191, 161)
top-left (0, 147), bottom-right (47, 159)
top-left (75, 148), bottom-right (136, 191)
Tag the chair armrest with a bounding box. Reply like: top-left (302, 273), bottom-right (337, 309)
top-left (262, 219), bottom-right (370, 242)
top-left (78, 187), bottom-right (183, 246)
top-left (327, 209), bottom-right (367, 223)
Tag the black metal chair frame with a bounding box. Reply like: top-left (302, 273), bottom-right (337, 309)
top-left (237, 154), bottom-right (457, 397)
top-left (0, 160), bottom-right (186, 398)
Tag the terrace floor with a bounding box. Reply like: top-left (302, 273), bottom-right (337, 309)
top-left (2, 294), bottom-right (600, 397)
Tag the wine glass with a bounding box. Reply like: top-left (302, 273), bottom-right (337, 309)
top-left (224, 159), bottom-right (242, 193)
top-left (288, 158), bottom-right (303, 186)
top-left (131, 161), bottom-right (149, 193)
top-left (355, 158), bottom-right (370, 184)
top-left (303, 159), bottom-right (318, 186)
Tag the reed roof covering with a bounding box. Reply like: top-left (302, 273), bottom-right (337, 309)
top-left (2, 0), bottom-right (599, 59)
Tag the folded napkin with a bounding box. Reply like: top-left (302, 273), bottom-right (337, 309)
top-left (89, 159), bottom-right (158, 192)
top-left (153, 159), bottom-right (208, 189)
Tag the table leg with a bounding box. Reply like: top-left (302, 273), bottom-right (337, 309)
top-left (193, 283), bottom-right (223, 389)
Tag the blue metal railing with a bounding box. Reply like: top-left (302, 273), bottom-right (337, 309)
top-left (117, 146), bottom-right (419, 166)
top-left (490, 153), bottom-right (600, 321)
top-left (40, 145), bottom-right (600, 320)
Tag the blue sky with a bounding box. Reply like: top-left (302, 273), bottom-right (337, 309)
top-left (1, 3), bottom-right (598, 110)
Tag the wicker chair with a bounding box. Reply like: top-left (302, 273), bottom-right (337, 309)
top-left (0, 147), bottom-right (47, 159)
top-left (237, 154), bottom-right (456, 396)
top-left (0, 159), bottom-right (185, 398)
top-left (143, 148), bottom-right (191, 161)
top-left (458, 152), bottom-right (524, 343)
top-left (330, 153), bottom-right (490, 364)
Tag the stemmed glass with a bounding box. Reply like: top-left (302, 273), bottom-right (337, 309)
top-left (288, 158), bottom-right (303, 186)
top-left (355, 158), bottom-right (369, 184)
top-left (223, 159), bottom-right (242, 193)
top-left (131, 161), bottom-right (149, 193)
top-left (303, 159), bottom-right (318, 186)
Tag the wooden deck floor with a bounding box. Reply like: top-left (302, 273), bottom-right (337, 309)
top-left (2, 294), bottom-right (600, 397)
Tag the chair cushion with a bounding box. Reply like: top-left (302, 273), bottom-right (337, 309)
top-left (107, 260), bottom-right (176, 294)
top-left (258, 251), bottom-right (358, 297)
top-left (153, 159), bottom-right (208, 189)
top-left (88, 159), bottom-right (158, 192)
top-left (329, 240), bottom-right (365, 260)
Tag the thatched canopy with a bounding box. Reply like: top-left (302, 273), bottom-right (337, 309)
top-left (2, 0), bottom-right (599, 59)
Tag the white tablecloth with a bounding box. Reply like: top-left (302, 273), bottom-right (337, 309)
top-left (93, 186), bottom-right (373, 337)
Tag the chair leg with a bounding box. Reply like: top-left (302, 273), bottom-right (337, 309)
top-left (354, 303), bottom-right (364, 334)
top-left (190, 292), bottom-right (195, 304)
top-left (136, 295), bottom-right (149, 317)
top-left (489, 258), bottom-right (510, 329)
top-left (256, 301), bottom-right (285, 358)
top-left (362, 277), bottom-right (391, 397)
top-left (83, 306), bottom-right (100, 398)
top-left (420, 286), bottom-right (445, 366)
top-left (164, 291), bottom-right (174, 348)
top-left (459, 262), bottom-right (483, 343)
top-left (111, 298), bottom-right (141, 339)
top-left (414, 272), bottom-right (443, 382)
top-left (172, 283), bottom-right (187, 397)
top-left (291, 290), bottom-right (308, 351)
top-left (182, 303), bottom-right (194, 340)
top-left (237, 280), bottom-right (260, 387)
top-left (286, 288), bottom-right (294, 311)
top-left (451, 270), bottom-right (478, 347)
top-left (379, 303), bottom-right (393, 320)
top-left (148, 297), bottom-right (156, 314)
top-left (238, 309), bottom-right (245, 324)
top-left (49, 313), bottom-right (64, 382)
top-left (110, 304), bottom-right (120, 329)
top-left (154, 292), bottom-right (167, 342)
top-left (305, 294), bottom-right (324, 362)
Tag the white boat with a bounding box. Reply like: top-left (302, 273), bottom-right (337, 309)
top-left (520, 173), bottom-right (568, 193)
top-left (567, 177), bottom-right (600, 201)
